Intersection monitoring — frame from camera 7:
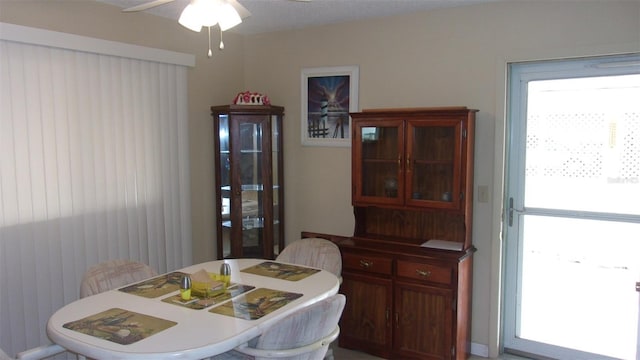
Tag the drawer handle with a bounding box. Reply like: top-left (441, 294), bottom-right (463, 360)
top-left (359, 259), bottom-right (373, 269)
top-left (416, 269), bottom-right (431, 277)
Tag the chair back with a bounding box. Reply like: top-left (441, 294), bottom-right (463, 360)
top-left (1, 347), bottom-right (13, 360)
top-left (80, 259), bottom-right (157, 298)
top-left (276, 238), bottom-right (341, 277)
top-left (253, 294), bottom-right (345, 360)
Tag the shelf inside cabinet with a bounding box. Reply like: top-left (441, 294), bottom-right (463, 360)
top-left (221, 184), bottom-right (279, 191)
top-left (221, 217), bottom-right (280, 229)
top-left (414, 159), bottom-right (454, 165)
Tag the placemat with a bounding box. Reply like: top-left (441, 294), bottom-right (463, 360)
top-left (209, 287), bottom-right (302, 320)
top-left (119, 272), bottom-right (186, 298)
top-left (240, 261), bottom-right (320, 281)
top-left (162, 284), bottom-right (256, 310)
top-left (63, 308), bottom-right (176, 345)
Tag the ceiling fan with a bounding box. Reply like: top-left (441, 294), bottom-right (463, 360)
top-left (122, 0), bottom-right (310, 57)
top-left (122, 0), bottom-right (310, 16)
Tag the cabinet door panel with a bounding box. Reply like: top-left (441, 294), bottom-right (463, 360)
top-left (406, 119), bottom-right (462, 210)
top-left (395, 282), bottom-right (453, 359)
top-left (353, 120), bottom-right (404, 206)
top-left (235, 119), bottom-right (269, 257)
top-left (340, 272), bottom-right (393, 354)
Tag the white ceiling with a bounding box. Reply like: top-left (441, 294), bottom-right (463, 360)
top-left (96, 0), bottom-right (498, 35)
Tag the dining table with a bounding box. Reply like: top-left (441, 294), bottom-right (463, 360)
top-left (47, 258), bottom-right (340, 360)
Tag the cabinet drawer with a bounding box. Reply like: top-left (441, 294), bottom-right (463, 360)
top-left (343, 252), bottom-right (392, 275)
top-left (396, 260), bottom-right (452, 285)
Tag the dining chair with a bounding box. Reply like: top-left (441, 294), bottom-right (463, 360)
top-left (0, 347), bottom-right (11, 360)
top-left (16, 345), bottom-right (66, 360)
top-left (79, 259), bottom-right (158, 298)
top-left (275, 238), bottom-right (343, 360)
top-left (1, 344), bottom-right (66, 360)
top-left (275, 238), bottom-right (342, 279)
top-left (212, 293), bottom-right (346, 360)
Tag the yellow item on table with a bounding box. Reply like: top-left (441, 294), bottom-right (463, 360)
top-left (180, 288), bottom-right (191, 300)
top-left (190, 269), bottom-right (224, 298)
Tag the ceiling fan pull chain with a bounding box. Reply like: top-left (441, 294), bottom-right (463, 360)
top-left (219, 28), bottom-right (225, 50)
top-left (207, 26), bottom-right (213, 58)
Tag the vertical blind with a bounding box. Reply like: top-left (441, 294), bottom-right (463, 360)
top-left (0, 25), bottom-right (193, 357)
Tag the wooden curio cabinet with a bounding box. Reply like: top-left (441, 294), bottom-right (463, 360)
top-left (211, 105), bottom-right (284, 259)
top-left (337, 107), bottom-right (477, 359)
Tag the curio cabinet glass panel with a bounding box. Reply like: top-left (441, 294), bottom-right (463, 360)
top-left (212, 105), bottom-right (284, 259)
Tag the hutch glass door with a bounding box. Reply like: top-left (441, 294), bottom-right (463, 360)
top-left (354, 120), bottom-right (403, 205)
top-left (406, 120), bottom-right (462, 209)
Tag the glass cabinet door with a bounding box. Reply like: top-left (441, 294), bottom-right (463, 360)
top-left (270, 116), bottom-right (281, 258)
top-left (218, 115), bottom-right (232, 257)
top-left (235, 119), bottom-right (267, 258)
top-left (406, 119), bottom-right (462, 209)
top-left (353, 120), bottom-right (404, 205)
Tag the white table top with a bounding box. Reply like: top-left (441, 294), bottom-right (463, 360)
top-left (47, 259), bottom-right (340, 360)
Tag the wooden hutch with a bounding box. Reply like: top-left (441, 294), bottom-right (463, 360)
top-left (306, 107), bottom-right (477, 359)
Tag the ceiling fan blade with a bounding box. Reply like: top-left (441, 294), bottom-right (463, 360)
top-left (123, 0), bottom-right (176, 12)
top-left (227, 0), bottom-right (252, 19)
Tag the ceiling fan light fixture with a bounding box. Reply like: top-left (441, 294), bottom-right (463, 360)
top-left (178, 0), bottom-right (241, 32)
top-left (178, 3), bottom-right (203, 32)
top-left (197, 0), bottom-right (222, 27)
top-left (218, 2), bottom-right (242, 31)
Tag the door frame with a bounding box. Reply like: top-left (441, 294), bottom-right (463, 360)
top-left (501, 53), bottom-right (640, 359)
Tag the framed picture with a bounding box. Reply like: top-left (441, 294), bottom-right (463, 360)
top-left (301, 65), bottom-right (359, 147)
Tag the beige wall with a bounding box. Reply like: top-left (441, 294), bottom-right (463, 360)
top-left (241, 1), bottom-right (639, 356)
top-left (2, 0), bottom-right (639, 356)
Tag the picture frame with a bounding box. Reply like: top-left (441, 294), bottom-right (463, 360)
top-left (301, 65), bottom-right (359, 147)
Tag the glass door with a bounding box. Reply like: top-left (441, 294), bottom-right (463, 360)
top-left (353, 119), bottom-right (404, 206)
top-left (271, 115), bottom-right (282, 258)
top-left (406, 119), bottom-right (462, 209)
top-left (218, 114), bottom-right (232, 258)
top-left (503, 54), bottom-right (640, 360)
top-left (235, 119), bottom-right (268, 258)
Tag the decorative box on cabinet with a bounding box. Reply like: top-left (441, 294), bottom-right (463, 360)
top-left (211, 105), bottom-right (284, 259)
top-left (314, 107), bottom-right (476, 359)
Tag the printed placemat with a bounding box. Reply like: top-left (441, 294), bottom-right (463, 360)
top-left (119, 272), bottom-right (186, 298)
top-left (240, 261), bottom-right (320, 281)
top-left (63, 308), bottom-right (176, 345)
top-left (162, 284), bottom-right (256, 310)
top-left (209, 287), bottom-right (302, 320)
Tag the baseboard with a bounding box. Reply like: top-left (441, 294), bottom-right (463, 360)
top-left (471, 342), bottom-right (489, 357)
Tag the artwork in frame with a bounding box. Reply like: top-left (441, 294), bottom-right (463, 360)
top-left (301, 65), bottom-right (359, 147)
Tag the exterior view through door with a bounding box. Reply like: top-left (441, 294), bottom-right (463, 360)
top-left (503, 53), bottom-right (640, 360)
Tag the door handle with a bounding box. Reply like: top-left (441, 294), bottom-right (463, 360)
top-left (508, 197), bottom-right (524, 227)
